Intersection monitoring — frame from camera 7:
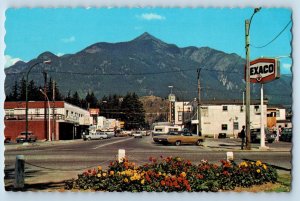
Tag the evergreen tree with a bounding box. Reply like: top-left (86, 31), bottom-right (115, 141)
top-left (19, 77), bottom-right (27, 101)
top-left (71, 91), bottom-right (81, 107)
top-left (120, 92), bottom-right (145, 129)
top-left (65, 90), bottom-right (72, 104)
top-left (85, 92), bottom-right (98, 108)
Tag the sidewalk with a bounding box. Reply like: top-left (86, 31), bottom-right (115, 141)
top-left (4, 139), bottom-right (83, 151)
top-left (202, 138), bottom-right (291, 152)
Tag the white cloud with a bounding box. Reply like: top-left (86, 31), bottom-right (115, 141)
top-left (61, 36), bottom-right (76, 43)
top-left (5, 55), bottom-right (22, 67)
top-left (138, 13), bottom-right (166, 21)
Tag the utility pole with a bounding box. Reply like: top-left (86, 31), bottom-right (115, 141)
top-left (245, 7), bottom-right (261, 150)
top-left (52, 80), bottom-right (55, 141)
top-left (197, 68), bottom-right (202, 136)
top-left (43, 71), bottom-right (48, 140)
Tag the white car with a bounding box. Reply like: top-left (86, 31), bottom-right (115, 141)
top-left (133, 131), bottom-right (143, 138)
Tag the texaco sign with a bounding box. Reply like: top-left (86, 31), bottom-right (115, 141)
top-left (246, 58), bottom-right (280, 83)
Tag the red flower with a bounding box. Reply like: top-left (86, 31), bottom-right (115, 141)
top-left (186, 185), bottom-right (191, 191)
top-left (223, 171), bottom-right (229, 176)
top-left (87, 169), bottom-right (91, 173)
top-left (160, 180), bottom-right (166, 186)
top-left (197, 174), bottom-right (204, 179)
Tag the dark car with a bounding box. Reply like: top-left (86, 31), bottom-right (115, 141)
top-left (16, 131), bottom-right (37, 143)
top-left (250, 128), bottom-right (276, 143)
top-left (279, 128), bottom-right (292, 142)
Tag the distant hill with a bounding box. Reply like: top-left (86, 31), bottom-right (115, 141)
top-left (5, 32), bottom-right (292, 105)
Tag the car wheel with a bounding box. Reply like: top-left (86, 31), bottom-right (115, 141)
top-left (196, 140), bottom-right (202, 146)
top-left (175, 141), bottom-right (181, 146)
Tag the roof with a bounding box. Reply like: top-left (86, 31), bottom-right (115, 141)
top-left (4, 101), bottom-right (65, 109)
top-left (200, 99), bottom-right (268, 106)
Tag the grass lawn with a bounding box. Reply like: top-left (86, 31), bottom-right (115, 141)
top-left (232, 173), bottom-right (291, 192)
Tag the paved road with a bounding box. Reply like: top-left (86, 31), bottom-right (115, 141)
top-left (4, 136), bottom-right (292, 190)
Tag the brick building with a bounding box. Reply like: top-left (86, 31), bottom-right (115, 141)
top-left (4, 101), bottom-right (90, 141)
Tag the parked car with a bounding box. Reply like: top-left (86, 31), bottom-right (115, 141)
top-left (132, 131), bottom-right (143, 138)
top-left (279, 128), bottom-right (292, 142)
top-left (153, 131), bottom-right (205, 146)
top-left (16, 131), bottom-right (37, 143)
top-left (83, 131), bottom-right (108, 141)
top-left (250, 128), bottom-right (276, 143)
top-left (4, 136), bottom-right (12, 143)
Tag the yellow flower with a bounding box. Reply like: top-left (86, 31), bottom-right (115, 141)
top-left (256, 160), bottom-right (262, 166)
top-left (97, 173), bottom-right (101, 178)
top-left (110, 170), bottom-right (115, 175)
top-left (163, 173), bottom-right (166, 176)
top-left (124, 178), bottom-right (129, 183)
top-left (102, 172), bottom-right (107, 177)
top-left (141, 179), bottom-right (145, 185)
top-left (180, 172), bottom-right (187, 177)
top-left (256, 169), bottom-right (261, 173)
top-left (158, 172), bottom-right (162, 176)
top-left (263, 164), bottom-right (267, 170)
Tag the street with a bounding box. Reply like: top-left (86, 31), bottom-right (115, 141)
top-left (4, 136), bottom-right (292, 190)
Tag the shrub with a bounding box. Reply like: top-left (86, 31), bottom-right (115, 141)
top-left (64, 157), bottom-right (277, 192)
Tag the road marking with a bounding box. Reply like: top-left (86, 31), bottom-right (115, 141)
top-left (92, 138), bottom-right (134, 149)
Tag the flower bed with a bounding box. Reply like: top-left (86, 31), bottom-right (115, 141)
top-left (64, 156), bottom-right (278, 192)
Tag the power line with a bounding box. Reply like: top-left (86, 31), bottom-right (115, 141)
top-left (251, 20), bottom-right (292, 49)
top-left (5, 67), bottom-right (244, 76)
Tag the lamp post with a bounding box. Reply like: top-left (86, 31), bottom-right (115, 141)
top-left (245, 7), bottom-right (261, 150)
top-left (39, 89), bottom-right (51, 141)
top-left (25, 60), bottom-right (51, 142)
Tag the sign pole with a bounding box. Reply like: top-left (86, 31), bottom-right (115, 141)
top-left (260, 83), bottom-right (268, 149)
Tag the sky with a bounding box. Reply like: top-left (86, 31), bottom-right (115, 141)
top-left (4, 8), bottom-right (292, 74)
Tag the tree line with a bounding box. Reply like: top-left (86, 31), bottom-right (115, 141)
top-left (6, 78), bottom-right (146, 129)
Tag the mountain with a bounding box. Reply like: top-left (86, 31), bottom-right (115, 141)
top-left (4, 32), bottom-right (292, 105)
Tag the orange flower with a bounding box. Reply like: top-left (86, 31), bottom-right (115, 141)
top-left (180, 172), bottom-right (186, 178)
top-left (160, 180), bottom-right (166, 186)
top-left (97, 166), bottom-right (102, 171)
top-left (110, 170), bottom-right (114, 175)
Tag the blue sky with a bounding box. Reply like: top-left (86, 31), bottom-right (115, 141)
top-left (5, 8), bottom-right (292, 74)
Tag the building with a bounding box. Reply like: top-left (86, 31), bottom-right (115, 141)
top-left (4, 101), bottom-right (90, 141)
top-left (173, 100), bottom-right (268, 138)
top-left (267, 105), bottom-right (291, 130)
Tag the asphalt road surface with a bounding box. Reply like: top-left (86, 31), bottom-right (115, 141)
top-left (4, 136), bottom-right (292, 190)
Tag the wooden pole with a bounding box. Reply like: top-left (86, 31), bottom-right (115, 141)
top-left (14, 155), bottom-right (25, 189)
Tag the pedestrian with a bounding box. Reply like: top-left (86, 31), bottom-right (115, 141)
top-left (276, 125), bottom-right (282, 142)
top-left (240, 126), bottom-right (246, 150)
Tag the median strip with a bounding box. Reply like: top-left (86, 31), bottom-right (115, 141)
top-left (92, 138), bottom-right (134, 149)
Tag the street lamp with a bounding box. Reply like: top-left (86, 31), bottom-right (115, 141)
top-left (25, 60), bottom-right (51, 142)
top-left (245, 7), bottom-right (261, 150)
top-left (39, 89), bottom-right (51, 141)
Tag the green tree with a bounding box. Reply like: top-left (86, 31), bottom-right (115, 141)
top-left (120, 92), bottom-right (145, 130)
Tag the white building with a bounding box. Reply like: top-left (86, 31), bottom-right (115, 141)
top-left (174, 100), bottom-right (267, 138)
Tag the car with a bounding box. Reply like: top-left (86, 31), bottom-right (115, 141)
top-left (132, 131), bottom-right (143, 138)
top-left (279, 128), bottom-right (292, 142)
top-left (153, 131), bottom-right (205, 146)
top-left (4, 136), bottom-right (12, 143)
top-left (82, 132), bottom-right (108, 141)
top-left (16, 131), bottom-right (37, 143)
top-left (250, 128), bottom-right (276, 143)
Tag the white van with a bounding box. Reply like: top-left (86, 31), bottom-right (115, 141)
top-left (152, 125), bottom-right (182, 136)
top-left (82, 131), bottom-right (108, 141)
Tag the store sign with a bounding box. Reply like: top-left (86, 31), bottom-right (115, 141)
top-left (168, 94), bottom-right (176, 102)
top-left (247, 58), bottom-right (280, 83)
top-left (89, 108), bottom-right (99, 115)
